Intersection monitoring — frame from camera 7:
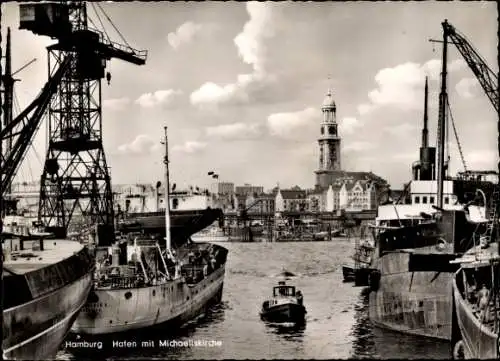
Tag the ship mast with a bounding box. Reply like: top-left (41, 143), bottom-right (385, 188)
top-left (163, 126), bottom-right (171, 252)
top-left (436, 20), bottom-right (449, 209)
top-left (0, 0), bottom-right (4, 344)
top-left (497, 0), bottom-right (500, 255)
top-left (4, 28), bottom-right (12, 194)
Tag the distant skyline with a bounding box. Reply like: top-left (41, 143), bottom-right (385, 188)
top-left (2, 1), bottom-right (498, 190)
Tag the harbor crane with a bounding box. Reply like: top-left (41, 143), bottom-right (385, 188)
top-left (437, 20), bottom-right (500, 244)
top-left (429, 21), bottom-right (498, 176)
top-left (0, 2), bottom-right (147, 240)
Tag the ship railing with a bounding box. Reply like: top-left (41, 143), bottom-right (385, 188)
top-left (181, 264), bottom-right (212, 284)
top-left (96, 273), bottom-right (143, 289)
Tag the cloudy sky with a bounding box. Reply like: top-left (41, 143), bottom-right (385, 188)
top-left (2, 1), bottom-right (498, 191)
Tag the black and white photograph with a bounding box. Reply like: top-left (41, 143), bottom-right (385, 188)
top-left (0, 0), bottom-right (498, 360)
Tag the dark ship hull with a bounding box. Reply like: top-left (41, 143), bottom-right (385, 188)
top-left (117, 208), bottom-right (224, 247)
top-left (342, 265), bottom-right (355, 282)
top-left (449, 247), bottom-right (500, 360)
top-left (368, 209), bottom-right (481, 340)
top-left (3, 240), bottom-right (94, 360)
top-left (451, 271), bottom-right (497, 359)
top-left (260, 303), bottom-right (306, 323)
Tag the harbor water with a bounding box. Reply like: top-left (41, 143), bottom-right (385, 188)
top-left (58, 239), bottom-right (450, 360)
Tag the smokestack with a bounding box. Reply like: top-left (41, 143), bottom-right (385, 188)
top-left (422, 76), bottom-right (429, 148)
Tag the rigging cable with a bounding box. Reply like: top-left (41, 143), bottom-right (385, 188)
top-left (12, 89), bottom-right (39, 187)
top-left (91, 3), bottom-right (111, 43)
top-left (97, 3), bottom-right (131, 48)
top-left (446, 97), bottom-right (468, 172)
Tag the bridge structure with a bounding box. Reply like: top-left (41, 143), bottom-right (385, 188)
top-left (223, 209), bottom-right (377, 222)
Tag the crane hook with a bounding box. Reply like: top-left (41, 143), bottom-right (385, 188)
top-left (106, 72), bottom-right (111, 85)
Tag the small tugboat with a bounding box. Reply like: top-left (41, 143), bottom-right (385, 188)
top-left (260, 280), bottom-right (306, 323)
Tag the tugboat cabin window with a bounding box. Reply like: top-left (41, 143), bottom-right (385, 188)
top-left (415, 196), bottom-right (420, 204)
top-left (444, 197), bottom-right (449, 204)
top-left (430, 196), bottom-right (435, 204)
top-left (422, 196), bottom-right (428, 204)
top-left (273, 286), bottom-right (296, 297)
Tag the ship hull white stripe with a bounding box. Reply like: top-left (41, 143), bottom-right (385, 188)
top-left (3, 272), bottom-right (93, 360)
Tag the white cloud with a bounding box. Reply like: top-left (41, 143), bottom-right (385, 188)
top-left (118, 134), bottom-right (158, 155)
top-left (422, 59), bottom-right (466, 80)
top-left (103, 97), bottom-right (130, 111)
top-left (135, 89), bottom-right (182, 108)
top-left (172, 141), bottom-right (207, 154)
top-left (467, 149), bottom-right (496, 165)
top-left (384, 122), bottom-right (418, 135)
top-left (343, 141), bottom-right (374, 152)
top-left (456, 77), bottom-right (479, 99)
top-left (390, 152), bottom-right (417, 161)
top-left (190, 2), bottom-right (276, 108)
top-left (190, 80), bottom-right (248, 108)
top-left (357, 104), bottom-right (374, 116)
top-left (206, 122), bottom-right (261, 139)
top-left (234, 2), bottom-right (275, 73)
top-left (167, 21), bottom-right (204, 50)
top-left (267, 107), bottom-right (319, 138)
top-left (361, 59), bottom-right (466, 114)
top-left (339, 117), bottom-right (361, 134)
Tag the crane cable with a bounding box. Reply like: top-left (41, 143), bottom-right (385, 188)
top-left (12, 89), bottom-right (42, 186)
top-left (96, 3), bottom-right (131, 48)
top-left (90, 3), bottom-right (112, 44)
top-left (446, 97), bottom-right (468, 173)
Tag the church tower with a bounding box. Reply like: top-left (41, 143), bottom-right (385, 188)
top-left (315, 88), bottom-right (342, 189)
top-left (318, 89), bottom-right (341, 172)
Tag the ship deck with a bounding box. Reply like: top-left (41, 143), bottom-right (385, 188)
top-left (3, 238), bottom-right (85, 275)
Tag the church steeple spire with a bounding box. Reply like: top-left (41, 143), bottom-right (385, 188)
top-left (317, 86), bottom-right (341, 174)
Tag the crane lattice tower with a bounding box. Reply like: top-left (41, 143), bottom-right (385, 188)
top-left (19, 2), bottom-right (146, 238)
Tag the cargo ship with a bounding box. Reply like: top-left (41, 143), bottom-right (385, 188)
top-left (368, 33), bottom-right (497, 340)
top-left (71, 126), bottom-right (228, 335)
top-left (2, 216), bottom-right (94, 360)
top-left (116, 186), bottom-right (224, 247)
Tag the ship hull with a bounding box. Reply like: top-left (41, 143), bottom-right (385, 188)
top-left (3, 272), bottom-right (93, 360)
top-left (118, 208), bottom-right (223, 246)
top-left (369, 250), bottom-right (458, 340)
top-left (260, 303), bottom-right (306, 323)
top-left (342, 265), bottom-right (355, 282)
top-left (451, 270), bottom-right (498, 359)
top-left (71, 265), bottom-right (225, 335)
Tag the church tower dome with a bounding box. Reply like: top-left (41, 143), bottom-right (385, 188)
top-left (322, 89), bottom-right (336, 109)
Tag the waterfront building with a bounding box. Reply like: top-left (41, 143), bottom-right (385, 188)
top-left (235, 184), bottom-right (264, 197)
top-left (275, 187), bottom-right (308, 212)
top-left (210, 181), bottom-right (235, 196)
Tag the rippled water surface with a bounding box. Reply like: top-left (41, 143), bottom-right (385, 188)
top-left (59, 239), bottom-right (450, 359)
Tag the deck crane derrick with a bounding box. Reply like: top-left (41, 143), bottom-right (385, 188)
top-left (434, 21), bottom-right (499, 177)
top-left (440, 20), bottom-right (499, 244)
top-left (17, 1), bottom-right (147, 240)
